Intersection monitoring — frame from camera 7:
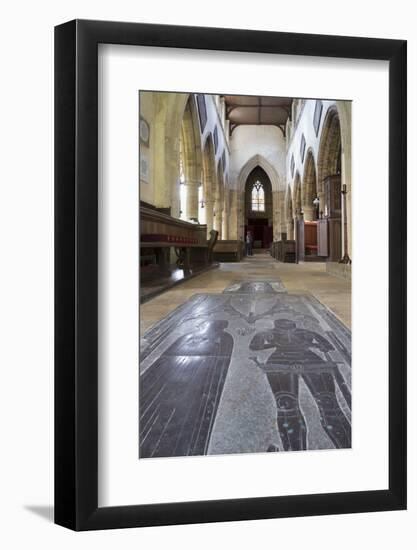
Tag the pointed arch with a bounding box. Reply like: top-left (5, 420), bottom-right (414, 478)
top-left (317, 105), bottom-right (342, 195)
top-left (202, 133), bottom-right (217, 198)
top-left (181, 96), bottom-right (203, 183)
top-left (179, 96), bottom-right (203, 221)
top-left (237, 154), bottom-right (281, 193)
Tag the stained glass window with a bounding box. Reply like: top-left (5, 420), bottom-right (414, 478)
top-left (251, 181), bottom-right (265, 212)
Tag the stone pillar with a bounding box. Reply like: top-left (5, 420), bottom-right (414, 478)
top-left (185, 180), bottom-right (199, 222)
top-left (205, 199), bottom-right (214, 236)
top-left (213, 197), bottom-right (222, 238)
top-left (228, 190), bottom-right (238, 240)
top-left (287, 220), bottom-right (294, 240)
top-left (222, 205), bottom-right (229, 240)
top-left (272, 190), bottom-right (280, 241)
top-left (318, 191), bottom-right (325, 219)
top-left (303, 205), bottom-right (315, 221)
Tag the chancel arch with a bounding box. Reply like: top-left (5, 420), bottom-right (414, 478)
top-left (244, 166), bottom-right (273, 249)
top-left (237, 154), bottom-right (281, 243)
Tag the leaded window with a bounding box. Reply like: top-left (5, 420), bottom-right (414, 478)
top-left (313, 100), bottom-right (323, 136)
top-left (251, 181), bottom-right (265, 212)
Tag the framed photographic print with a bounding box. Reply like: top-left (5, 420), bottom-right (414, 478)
top-left (55, 19), bottom-right (407, 531)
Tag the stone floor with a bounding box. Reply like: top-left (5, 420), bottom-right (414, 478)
top-left (139, 252), bottom-right (352, 459)
top-left (140, 252), bottom-right (351, 334)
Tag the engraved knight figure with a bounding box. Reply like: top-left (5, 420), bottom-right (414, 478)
top-left (249, 318), bottom-right (351, 451)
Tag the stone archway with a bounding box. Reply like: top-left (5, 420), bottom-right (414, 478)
top-left (317, 106), bottom-right (342, 198)
top-left (180, 96), bottom-right (203, 222)
top-left (317, 106), bottom-right (343, 261)
top-left (244, 166), bottom-right (273, 249)
top-left (236, 154), bottom-right (282, 242)
top-left (151, 92), bottom-right (190, 218)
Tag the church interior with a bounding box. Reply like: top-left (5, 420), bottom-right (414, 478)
top-left (139, 92), bottom-right (352, 458)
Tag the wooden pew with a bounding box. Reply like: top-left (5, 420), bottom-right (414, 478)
top-left (140, 206), bottom-right (209, 274)
top-left (212, 240), bottom-right (244, 262)
top-left (270, 240), bottom-right (296, 263)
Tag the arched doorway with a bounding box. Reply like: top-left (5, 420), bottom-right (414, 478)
top-left (244, 167), bottom-right (273, 250)
top-left (317, 106), bottom-right (343, 261)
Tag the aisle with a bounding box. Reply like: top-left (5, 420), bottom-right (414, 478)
top-left (139, 255), bottom-right (351, 458)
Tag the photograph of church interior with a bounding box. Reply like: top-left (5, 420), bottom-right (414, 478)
top-left (139, 91), bottom-right (352, 459)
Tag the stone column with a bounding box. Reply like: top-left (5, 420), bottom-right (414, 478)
top-left (213, 197), bottom-right (222, 238)
top-left (272, 190), bottom-right (281, 241)
top-left (318, 191), bottom-right (325, 219)
top-left (222, 203), bottom-right (229, 240)
top-left (205, 199), bottom-right (214, 236)
top-left (303, 205), bottom-right (315, 221)
top-left (185, 179), bottom-right (199, 222)
top-left (287, 220), bottom-right (294, 240)
top-left (228, 190), bottom-right (238, 240)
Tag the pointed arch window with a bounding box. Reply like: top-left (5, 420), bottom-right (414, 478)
top-left (251, 180), bottom-right (265, 212)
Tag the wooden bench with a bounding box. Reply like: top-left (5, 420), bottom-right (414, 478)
top-left (212, 240), bottom-right (244, 262)
top-left (270, 240), bottom-right (296, 263)
top-left (140, 206), bottom-right (210, 273)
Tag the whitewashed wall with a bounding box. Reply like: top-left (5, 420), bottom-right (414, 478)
top-left (200, 94), bottom-right (229, 182)
top-left (229, 125), bottom-right (286, 190)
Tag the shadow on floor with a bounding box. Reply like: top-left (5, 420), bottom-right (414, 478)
top-left (24, 505), bottom-right (54, 523)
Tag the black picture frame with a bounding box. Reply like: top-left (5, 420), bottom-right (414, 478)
top-left (55, 19), bottom-right (407, 531)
